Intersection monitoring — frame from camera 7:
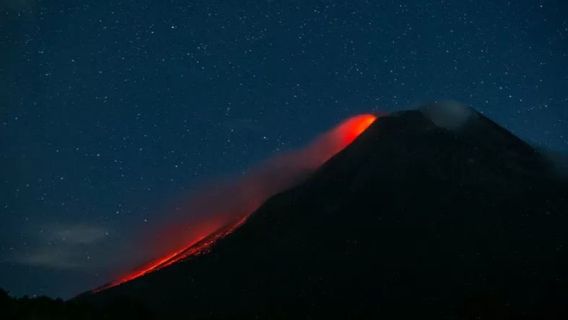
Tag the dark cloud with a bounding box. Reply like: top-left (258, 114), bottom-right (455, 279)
top-left (10, 224), bottom-right (110, 270)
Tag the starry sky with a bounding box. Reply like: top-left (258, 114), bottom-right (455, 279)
top-left (1, 0), bottom-right (567, 298)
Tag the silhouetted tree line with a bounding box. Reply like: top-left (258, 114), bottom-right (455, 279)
top-left (0, 288), bottom-right (156, 320)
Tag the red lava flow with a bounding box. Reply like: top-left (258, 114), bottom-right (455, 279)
top-left (94, 114), bottom-right (376, 292)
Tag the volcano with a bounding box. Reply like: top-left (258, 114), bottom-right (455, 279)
top-left (79, 103), bottom-right (568, 319)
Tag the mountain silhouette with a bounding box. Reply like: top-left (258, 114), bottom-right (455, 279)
top-left (78, 102), bottom-right (568, 319)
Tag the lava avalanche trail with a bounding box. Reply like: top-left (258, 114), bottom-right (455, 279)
top-left (95, 114), bottom-right (376, 292)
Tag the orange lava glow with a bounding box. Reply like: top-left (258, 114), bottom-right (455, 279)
top-left (335, 114), bottom-right (377, 147)
top-left (94, 215), bottom-right (249, 292)
top-left (94, 114), bottom-right (376, 292)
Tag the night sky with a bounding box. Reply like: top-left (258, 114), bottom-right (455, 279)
top-left (1, 0), bottom-right (567, 298)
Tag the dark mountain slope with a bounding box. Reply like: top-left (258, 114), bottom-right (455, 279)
top-left (80, 103), bottom-right (568, 319)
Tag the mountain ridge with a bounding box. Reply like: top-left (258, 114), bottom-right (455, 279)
top-left (79, 103), bottom-right (568, 319)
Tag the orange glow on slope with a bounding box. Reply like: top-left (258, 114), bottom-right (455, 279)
top-left (94, 215), bottom-right (249, 291)
top-left (94, 114), bottom-right (376, 292)
top-left (339, 114), bottom-right (378, 145)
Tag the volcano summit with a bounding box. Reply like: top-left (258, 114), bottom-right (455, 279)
top-left (80, 103), bottom-right (568, 319)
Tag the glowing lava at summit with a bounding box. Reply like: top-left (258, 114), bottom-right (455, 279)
top-left (95, 114), bottom-right (376, 292)
top-left (333, 114), bottom-right (378, 147)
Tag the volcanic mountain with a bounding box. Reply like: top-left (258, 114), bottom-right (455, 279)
top-left (79, 103), bottom-right (568, 319)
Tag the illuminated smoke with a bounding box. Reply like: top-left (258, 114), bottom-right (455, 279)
top-left (95, 114), bottom-right (376, 291)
